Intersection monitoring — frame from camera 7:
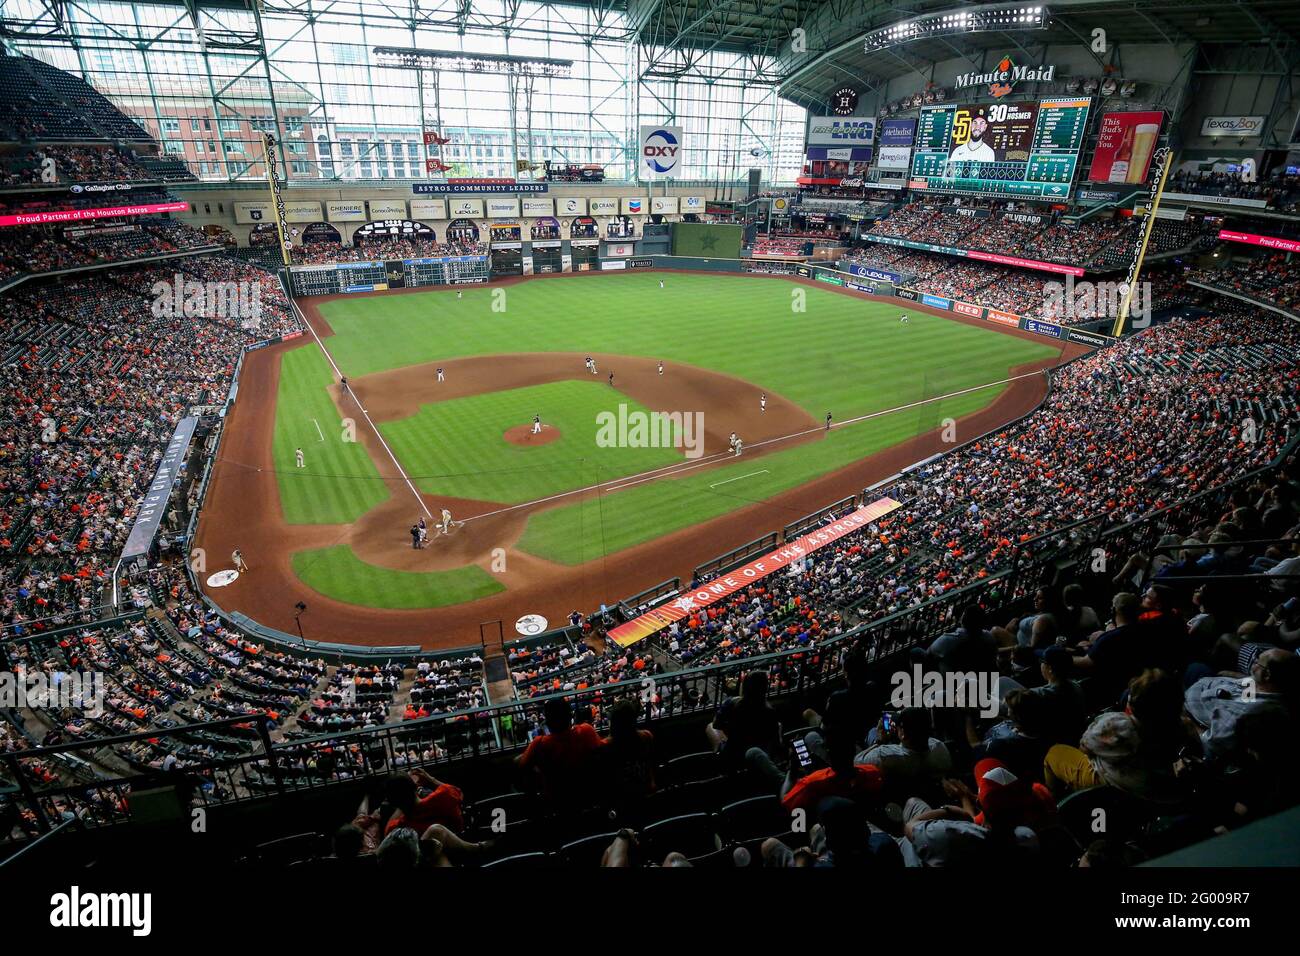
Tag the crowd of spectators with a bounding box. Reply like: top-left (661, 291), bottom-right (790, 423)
top-left (750, 236), bottom-right (808, 258)
top-left (1168, 169), bottom-right (1300, 211)
top-left (1192, 253), bottom-right (1300, 314)
top-left (292, 237), bottom-right (486, 266)
top-left (0, 218), bottom-right (215, 277)
top-left (0, 146), bottom-right (157, 186)
top-left (0, 254), bottom-right (301, 639)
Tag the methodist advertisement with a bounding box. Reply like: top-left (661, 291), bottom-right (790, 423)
top-left (877, 118), bottom-right (916, 170)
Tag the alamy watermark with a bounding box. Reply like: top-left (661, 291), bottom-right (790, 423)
top-left (1043, 275), bottom-right (1150, 326)
top-left (1, 668), bottom-right (104, 716)
top-left (596, 403), bottom-right (705, 459)
top-left (151, 273), bottom-right (264, 329)
top-left (890, 665), bottom-right (1000, 718)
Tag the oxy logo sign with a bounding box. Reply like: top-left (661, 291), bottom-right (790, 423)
top-left (640, 125), bottom-right (683, 177)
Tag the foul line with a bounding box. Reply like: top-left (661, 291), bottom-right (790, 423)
top-left (709, 469), bottom-right (769, 489)
top-left (294, 302), bottom-right (433, 517)
top-left (462, 367), bottom-right (1045, 525)
top-left (311, 418), bottom-right (324, 442)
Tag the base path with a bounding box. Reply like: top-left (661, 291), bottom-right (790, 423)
top-left (194, 271), bottom-right (1087, 649)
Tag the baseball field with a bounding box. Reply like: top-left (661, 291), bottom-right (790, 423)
top-left (196, 270), bottom-right (1076, 646)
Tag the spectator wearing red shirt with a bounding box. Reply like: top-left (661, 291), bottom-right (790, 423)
top-left (517, 696), bottom-right (602, 803)
top-left (383, 768), bottom-right (465, 836)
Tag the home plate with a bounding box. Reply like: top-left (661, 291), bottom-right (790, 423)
top-left (710, 469), bottom-right (769, 489)
top-left (207, 569), bottom-right (240, 588)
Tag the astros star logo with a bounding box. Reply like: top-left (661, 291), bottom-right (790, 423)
top-left (699, 234), bottom-right (719, 251)
top-left (673, 595), bottom-right (697, 612)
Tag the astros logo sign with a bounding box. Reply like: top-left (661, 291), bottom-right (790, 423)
top-left (643, 128), bottom-right (680, 173)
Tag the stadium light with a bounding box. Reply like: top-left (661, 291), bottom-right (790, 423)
top-left (863, 3), bottom-right (1048, 52)
top-left (372, 46), bottom-right (573, 78)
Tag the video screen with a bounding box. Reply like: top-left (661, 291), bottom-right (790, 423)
top-left (910, 97), bottom-right (1091, 199)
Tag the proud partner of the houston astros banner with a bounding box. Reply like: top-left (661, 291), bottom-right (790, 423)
top-left (609, 498), bottom-right (903, 647)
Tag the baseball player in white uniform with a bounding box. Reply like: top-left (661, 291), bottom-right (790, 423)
top-left (532, 413), bottom-right (542, 435)
top-left (760, 393), bottom-right (767, 413)
top-left (295, 447), bottom-right (304, 468)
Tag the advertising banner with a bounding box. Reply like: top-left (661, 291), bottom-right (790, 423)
top-left (414, 179), bottom-right (548, 194)
top-left (409, 198), bottom-right (448, 220)
top-left (952, 301), bottom-right (985, 318)
top-left (448, 198), bottom-right (485, 218)
top-left (877, 145), bottom-right (912, 170)
top-left (605, 241), bottom-right (635, 257)
top-left (986, 309), bottom-right (1021, 327)
top-left (1088, 111), bottom-right (1164, 183)
top-left (521, 197), bottom-right (554, 217)
top-left (651, 196), bottom-right (679, 214)
top-left (1200, 116), bottom-right (1266, 138)
top-left (879, 118), bottom-right (917, 146)
top-left (590, 198), bottom-right (618, 215)
top-left (847, 263), bottom-right (905, 283)
top-left (1218, 229), bottom-right (1300, 254)
top-left (1022, 318), bottom-right (1062, 338)
top-left (807, 116), bottom-right (875, 147)
top-left (233, 201), bottom-right (274, 225)
top-left (895, 287), bottom-right (918, 301)
top-left (639, 125), bottom-right (684, 179)
top-left (0, 200), bottom-right (189, 228)
top-left (921, 293), bottom-right (952, 309)
top-left (487, 197), bottom-right (521, 218)
top-left (680, 195), bottom-right (707, 213)
top-left (622, 197), bottom-right (648, 215)
top-left (557, 196), bottom-right (587, 216)
top-left (1067, 328), bottom-right (1110, 347)
top-left (368, 199), bottom-right (409, 219)
top-left (805, 146), bottom-right (873, 162)
top-left (284, 201), bottom-right (323, 223)
top-left (326, 200), bottom-right (366, 222)
top-left (609, 500), bottom-right (901, 646)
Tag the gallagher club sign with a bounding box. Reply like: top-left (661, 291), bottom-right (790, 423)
top-left (955, 56), bottom-right (1056, 98)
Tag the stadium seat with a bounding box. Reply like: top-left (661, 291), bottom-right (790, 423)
top-left (717, 795), bottom-right (788, 845)
top-left (558, 831), bottom-right (620, 867)
top-left (641, 812), bottom-right (721, 860)
top-left (481, 851), bottom-right (554, 869)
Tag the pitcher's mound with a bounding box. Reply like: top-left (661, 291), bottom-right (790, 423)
top-left (504, 423), bottom-right (560, 446)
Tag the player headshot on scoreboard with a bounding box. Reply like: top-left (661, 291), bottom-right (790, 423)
top-left (948, 111), bottom-right (996, 165)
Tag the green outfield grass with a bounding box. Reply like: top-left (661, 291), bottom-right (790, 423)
top-left (379, 379), bottom-right (684, 503)
top-left (269, 272), bottom-right (1058, 608)
top-left (291, 545), bottom-right (505, 609)
top-left (515, 382), bottom-right (1001, 565)
top-left (272, 343), bottom-right (390, 524)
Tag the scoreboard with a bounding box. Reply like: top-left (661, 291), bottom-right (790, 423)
top-left (910, 97), bottom-right (1091, 200)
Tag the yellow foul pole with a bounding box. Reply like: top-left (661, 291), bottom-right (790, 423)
top-left (260, 132), bottom-right (293, 269)
top-left (1113, 148), bottom-right (1173, 338)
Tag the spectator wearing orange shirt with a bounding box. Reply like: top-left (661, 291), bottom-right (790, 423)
top-left (383, 768), bottom-right (465, 836)
top-left (517, 696), bottom-right (602, 803)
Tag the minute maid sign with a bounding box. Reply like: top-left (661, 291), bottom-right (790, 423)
top-left (955, 55), bottom-right (1056, 98)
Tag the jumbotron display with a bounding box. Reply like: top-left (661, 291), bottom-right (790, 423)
top-left (909, 97), bottom-right (1092, 199)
